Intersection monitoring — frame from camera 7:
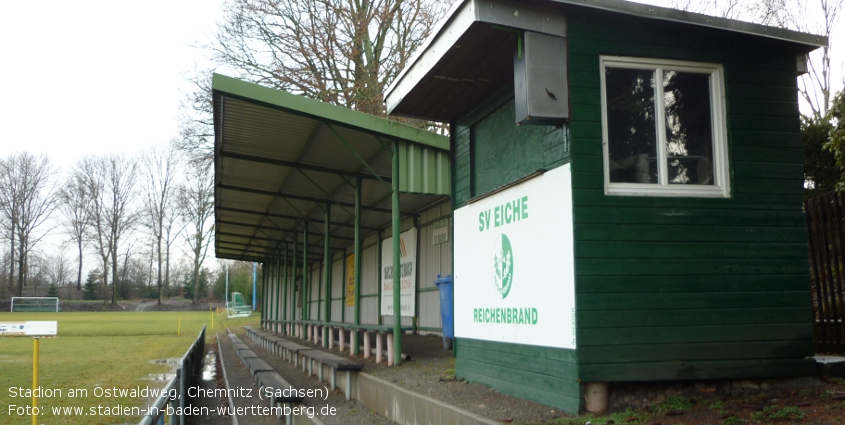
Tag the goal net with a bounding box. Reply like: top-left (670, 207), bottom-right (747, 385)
top-left (227, 292), bottom-right (252, 318)
top-left (10, 297), bottom-right (60, 312)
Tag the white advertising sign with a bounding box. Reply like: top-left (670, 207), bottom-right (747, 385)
top-left (381, 228), bottom-right (418, 316)
top-left (454, 165), bottom-right (576, 349)
top-left (0, 321), bottom-right (58, 337)
top-left (431, 218), bottom-right (449, 245)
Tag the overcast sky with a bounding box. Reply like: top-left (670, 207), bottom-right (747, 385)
top-left (0, 0), bottom-right (224, 173)
top-left (0, 0), bottom-right (841, 175)
top-left (0, 0), bottom-right (841, 274)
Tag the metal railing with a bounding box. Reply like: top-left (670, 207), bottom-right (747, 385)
top-left (139, 324), bottom-right (206, 425)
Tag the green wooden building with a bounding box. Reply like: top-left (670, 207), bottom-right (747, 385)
top-left (385, 0), bottom-right (826, 414)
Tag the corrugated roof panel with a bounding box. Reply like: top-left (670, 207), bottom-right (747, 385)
top-left (280, 168), bottom-right (348, 200)
top-left (219, 188), bottom-right (275, 211)
top-left (223, 98), bottom-right (319, 160)
top-left (215, 74), bottom-right (449, 149)
top-left (222, 157), bottom-right (292, 193)
top-left (398, 141), bottom-right (451, 196)
top-left (213, 75), bottom-right (451, 261)
top-left (297, 125), bottom-right (387, 174)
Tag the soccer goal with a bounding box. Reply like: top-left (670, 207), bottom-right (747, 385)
top-left (10, 297), bottom-right (60, 312)
top-left (227, 292), bottom-right (252, 318)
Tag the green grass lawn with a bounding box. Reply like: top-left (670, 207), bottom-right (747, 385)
top-left (0, 310), bottom-right (259, 425)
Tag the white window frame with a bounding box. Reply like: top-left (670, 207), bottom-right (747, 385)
top-left (600, 56), bottom-right (730, 198)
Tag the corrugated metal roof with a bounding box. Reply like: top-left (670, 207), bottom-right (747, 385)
top-left (213, 74), bottom-right (450, 263)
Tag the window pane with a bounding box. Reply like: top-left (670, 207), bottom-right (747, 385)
top-left (663, 70), bottom-right (714, 185)
top-left (605, 67), bottom-right (657, 183)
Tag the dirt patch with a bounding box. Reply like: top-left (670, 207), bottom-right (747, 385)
top-left (559, 377), bottom-right (845, 425)
top-left (287, 332), bottom-right (565, 424)
top-left (281, 332), bottom-right (845, 425)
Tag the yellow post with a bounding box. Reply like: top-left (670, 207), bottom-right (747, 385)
top-left (32, 337), bottom-right (39, 425)
top-left (177, 318), bottom-right (181, 336)
top-left (211, 310), bottom-right (214, 330)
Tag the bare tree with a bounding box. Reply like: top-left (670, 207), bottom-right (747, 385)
top-left (59, 167), bottom-right (93, 290)
top-left (0, 157), bottom-right (19, 296)
top-left (784, 0), bottom-right (843, 120)
top-left (209, 0), bottom-right (451, 116)
top-left (141, 143), bottom-right (182, 304)
top-left (26, 253), bottom-right (49, 296)
top-left (81, 154), bottom-right (139, 305)
top-left (0, 248), bottom-right (8, 298)
top-left (175, 71), bottom-right (216, 167)
top-left (47, 251), bottom-right (71, 289)
top-left (673, 0), bottom-right (843, 120)
top-left (104, 155), bottom-right (139, 305)
top-left (0, 153), bottom-right (58, 296)
top-left (80, 157), bottom-right (112, 302)
top-left (671, 0), bottom-right (783, 22)
top-left (117, 237), bottom-right (138, 299)
top-left (179, 161), bottom-right (215, 305)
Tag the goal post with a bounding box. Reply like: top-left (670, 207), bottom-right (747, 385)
top-left (10, 297), bottom-right (60, 312)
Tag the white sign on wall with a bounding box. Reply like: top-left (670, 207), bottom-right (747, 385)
top-left (454, 165), bottom-right (576, 349)
top-left (381, 228), bottom-right (418, 316)
top-left (431, 218), bottom-right (450, 245)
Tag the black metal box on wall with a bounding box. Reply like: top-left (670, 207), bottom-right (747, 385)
top-left (514, 31), bottom-right (568, 126)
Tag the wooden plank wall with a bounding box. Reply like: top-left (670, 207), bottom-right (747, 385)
top-left (451, 84), bottom-right (576, 413)
top-left (452, 93), bottom-right (570, 209)
top-left (566, 6), bottom-right (816, 381)
top-left (456, 338), bottom-right (581, 413)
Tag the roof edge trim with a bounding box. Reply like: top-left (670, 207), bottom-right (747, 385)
top-left (212, 73), bottom-right (449, 151)
top-left (566, 0), bottom-right (826, 49)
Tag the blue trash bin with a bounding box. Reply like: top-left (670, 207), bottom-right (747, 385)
top-left (434, 275), bottom-right (454, 350)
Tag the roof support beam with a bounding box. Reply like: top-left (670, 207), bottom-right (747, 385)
top-left (220, 150), bottom-right (391, 182)
top-left (326, 122), bottom-right (391, 190)
top-left (392, 140), bottom-right (402, 366)
top-left (282, 244), bottom-right (289, 329)
top-left (303, 225), bottom-right (310, 320)
top-left (217, 243), bottom-right (268, 254)
top-left (218, 232), bottom-right (278, 242)
top-left (218, 240), bottom-right (270, 250)
top-left (219, 219), bottom-right (352, 244)
top-left (218, 206), bottom-right (380, 231)
top-left (353, 176), bottom-right (362, 351)
top-left (295, 233), bottom-right (302, 322)
top-left (322, 203), bottom-right (332, 347)
top-left (218, 183), bottom-right (399, 215)
top-left (216, 253), bottom-right (262, 262)
top-left (218, 220), bottom-right (289, 235)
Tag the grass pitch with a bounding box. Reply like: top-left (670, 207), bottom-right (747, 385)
top-left (0, 310), bottom-right (259, 425)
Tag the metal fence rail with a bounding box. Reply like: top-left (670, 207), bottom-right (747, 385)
top-left (139, 324), bottom-right (206, 425)
top-left (806, 191), bottom-right (845, 354)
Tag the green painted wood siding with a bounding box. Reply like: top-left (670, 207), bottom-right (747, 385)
top-left (450, 93), bottom-right (574, 412)
top-left (452, 91), bottom-right (570, 208)
top-left (567, 7), bottom-right (815, 382)
top-left (455, 338), bottom-right (581, 413)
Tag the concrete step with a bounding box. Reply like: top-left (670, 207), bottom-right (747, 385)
top-left (244, 329), bottom-right (501, 425)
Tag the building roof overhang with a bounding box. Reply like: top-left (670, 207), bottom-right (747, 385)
top-left (213, 74), bottom-right (450, 262)
top-left (385, 0), bottom-right (828, 122)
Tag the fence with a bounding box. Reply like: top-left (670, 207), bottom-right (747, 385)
top-left (806, 191), bottom-right (845, 354)
top-left (139, 324), bottom-right (206, 425)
